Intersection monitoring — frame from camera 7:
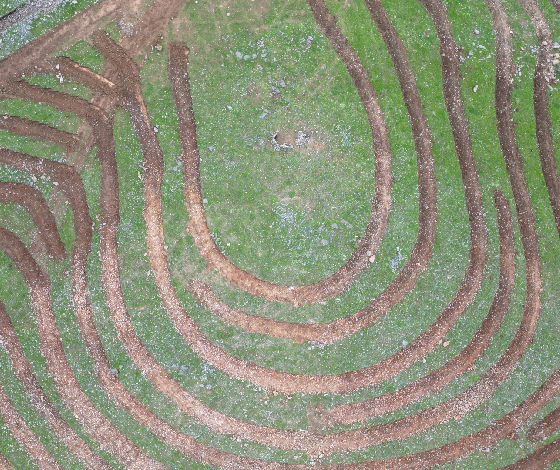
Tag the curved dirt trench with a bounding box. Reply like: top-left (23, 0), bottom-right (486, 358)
top-left (0, 227), bottom-right (169, 470)
top-left (177, 1), bottom-right (393, 307)
top-left (0, 300), bottom-right (113, 470)
top-left (184, 0), bottom-right (438, 345)
top-left (0, 181), bottom-right (66, 261)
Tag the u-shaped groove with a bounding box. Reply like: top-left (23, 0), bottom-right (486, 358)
top-left (0, 300), bottom-right (113, 470)
top-left (185, 0), bottom-right (438, 344)
top-left (174, 3), bottom-right (393, 307)
top-left (0, 181), bottom-right (66, 261)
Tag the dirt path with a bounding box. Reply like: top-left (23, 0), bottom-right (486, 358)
top-left (0, 181), bottom-right (66, 261)
top-left (0, 379), bottom-right (63, 470)
top-left (323, 189), bottom-right (515, 425)
top-left (0, 226), bottom-right (168, 470)
top-left (0, 300), bottom-right (113, 470)
top-left (0, 115), bottom-right (79, 152)
top-left (99, 31), bottom-right (465, 397)
top-left (177, 2), bottom-right (392, 307)
top-left (185, 0), bottom-right (439, 343)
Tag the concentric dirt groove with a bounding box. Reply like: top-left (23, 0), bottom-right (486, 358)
top-left (0, 182), bottom-right (66, 261)
top-left (0, 300), bottom-right (113, 470)
top-left (178, 4), bottom-right (393, 307)
top-left (1, 0), bottom-right (560, 468)
top-left (185, 0), bottom-right (440, 344)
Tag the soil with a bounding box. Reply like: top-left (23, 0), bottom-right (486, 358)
top-left (0, 0), bottom-right (559, 468)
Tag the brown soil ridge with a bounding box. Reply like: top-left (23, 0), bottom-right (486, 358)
top-left (99, 29), bottom-right (461, 398)
top-left (324, 189), bottom-right (515, 425)
top-left (0, 300), bottom-right (113, 470)
top-left (185, 0), bottom-right (438, 344)
top-left (0, 377), bottom-right (63, 470)
top-left (88, 23), bottom-right (528, 456)
top-left (0, 114), bottom-right (79, 152)
top-left (177, 2), bottom-right (392, 307)
top-left (0, 149), bottom-right (316, 470)
top-left (0, 181), bottom-right (66, 261)
top-left (0, 0), bottom-right (121, 87)
top-left (517, 0), bottom-right (560, 447)
top-left (0, 451), bottom-right (15, 470)
top-left (0, 227), bottom-right (168, 470)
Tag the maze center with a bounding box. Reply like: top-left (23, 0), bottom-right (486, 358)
top-left (1, 0), bottom-right (560, 468)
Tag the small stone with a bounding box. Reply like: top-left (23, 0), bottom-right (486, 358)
top-left (155, 44), bottom-right (163, 51)
top-left (443, 341), bottom-right (450, 347)
top-left (235, 51), bottom-right (243, 59)
top-left (295, 131), bottom-right (310, 147)
top-left (203, 198), bottom-right (208, 204)
top-left (369, 255), bottom-right (376, 263)
top-left (402, 340), bottom-right (408, 347)
top-left (473, 84), bottom-right (479, 92)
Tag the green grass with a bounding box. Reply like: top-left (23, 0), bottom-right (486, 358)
top-left (1, 0), bottom-right (560, 468)
top-left (0, 0), bottom-right (102, 61)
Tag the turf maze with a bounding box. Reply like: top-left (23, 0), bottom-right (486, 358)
top-left (1, 0), bottom-right (560, 468)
